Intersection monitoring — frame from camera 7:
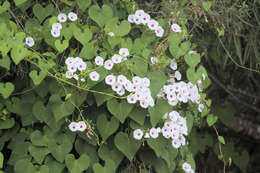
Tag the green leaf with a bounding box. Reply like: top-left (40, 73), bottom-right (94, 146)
top-left (11, 45), bottom-right (28, 65)
top-left (73, 27), bottom-right (92, 46)
top-left (97, 114), bottom-right (119, 141)
top-left (148, 99), bottom-right (170, 127)
top-left (93, 159), bottom-right (116, 173)
top-left (202, 1), bottom-right (212, 11)
top-left (33, 3), bottom-right (55, 23)
top-left (65, 154), bottom-right (90, 173)
top-left (36, 165), bottom-right (49, 173)
top-left (14, 159), bottom-right (36, 173)
top-left (128, 56), bottom-right (148, 77)
top-left (45, 156), bottom-right (65, 173)
top-left (147, 71), bottom-right (167, 98)
top-left (0, 55), bottom-right (11, 70)
top-left (55, 39), bottom-right (69, 53)
top-left (88, 5), bottom-right (113, 27)
top-left (0, 118), bottom-right (15, 129)
top-left (0, 82), bottom-right (14, 99)
top-left (14, 0), bottom-right (27, 6)
top-left (107, 98), bottom-right (134, 123)
top-left (0, 1), bottom-right (10, 14)
top-left (184, 53), bottom-right (201, 68)
top-left (48, 137), bottom-right (73, 163)
top-left (30, 130), bottom-right (49, 147)
top-left (29, 70), bottom-right (46, 85)
top-left (0, 152), bottom-right (3, 169)
top-left (51, 100), bottom-right (75, 122)
top-left (77, 0), bottom-right (91, 11)
top-left (128, 106), bottom-right (146, 125)
top-left (98, 144), bottom-right (124, 168)
top-left (207, 114), bottom-right (218, 126)
top-left (114, 132), bottom-right (141, 161)
top-left (105, 18), bottom-right (131, 37)
top-left (186, 112), bottom-right (194, 134)
top-left (218, 136), bottom-right (225, 144)
top-left (28, 145), bottom-right (50, 164)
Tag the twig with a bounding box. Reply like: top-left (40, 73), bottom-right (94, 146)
top-left (8, 9), bottom-right (25, 32)
top-left (213, 125), bottom-right (226, 173)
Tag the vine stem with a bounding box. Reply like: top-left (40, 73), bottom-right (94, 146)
top-left (213, 125), bottom-right (226, 173)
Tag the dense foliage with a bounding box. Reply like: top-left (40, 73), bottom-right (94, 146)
top-left (1, 0), bottom-right (259, 173)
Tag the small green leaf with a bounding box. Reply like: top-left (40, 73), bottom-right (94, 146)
top-left (33, 3), bottom-right (55, 23)
top-left (218, 136), bottom-right (225, 144)
top-left (202, 2), bottom-right (212, 12)
top-left (55, 39), bottom-right (69, 53)
top-left (77, 0), bottom-right (91, 11)
top-left (114, 132), bottom-right (141, 161)
top-left (148, 99), bottom-right (170, 127)
top-left (11, 45), bottom-right (28, 65)
top-left (65, 93), bottom-right (72, 101)
top-left (30, 130), bottom-right (49, 147)
top-left (184, 53), bottom-right (201, 68)
top-left (97, 114), bottom-right (119, 141)
top-left (73, 27), bottom-right (92, 46)
top-left (93, 159), bottom-right (116, 173)
top-left (29, 70), bottom-right (46, 85)
top-left (88, 5), bottom-right (113, 27)
top-left (107, 98), bottom-right (134, 123)
top-left (0, 55), bottom-right (11, 70)
top-left (14, 0), bottom-right (27, 6)
top-left (0, 82), bottom-right (14, 99)
top-left (207, 114), bottom-right (218, 126)
top-left (0, 118), bottom-right (15, 129)
top-left (28, 145), bottom-right (50, 164)
top-left (0, 1), bottom-right (10, 14)
top-left (65, 154), bottom-right (90, 173)
top-left (0, 152), bottom-right (3, 169)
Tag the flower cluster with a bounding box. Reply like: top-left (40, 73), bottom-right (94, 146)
top-left (25, 36), bottom-right (34, 47)
top-left (51, 12), bottom-right (78, 38)
top-left (68, 121), bottom-right (87, 132)
top-left (94, 48), bottom-right (129, 71)
top-left (182, 162), bottom-right (195, 173)
top-left (162, 111), bottom-right (187, 148)
top-left (65, 57), bottom-right (86, 80)
top-left (133, 110), bottom-right (188, 149)
top-left (128, 10), bottom-right (164, 37)
top-left (161, 81), bottom-right (201, 106)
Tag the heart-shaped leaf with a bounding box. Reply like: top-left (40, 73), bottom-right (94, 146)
top-left (147, 71), bottom-right (167, 98)
top-left (88, 5), bottom-right (113, 27)
top-left (0, 82), bottom-right (14, 99)
top-left (0, 1), bottom-right (10, 15)
top-left (0, 118), bottom-right (15, 129)
top-left (29, 70), bottom-right (46, 85)
top-left (55, 39), bottom-right (69, 53)
top-left (93, 159), bottom-right (116, 173)
top-left (184, 53), bottom-right (201, 68)
top-left (0, 55), bottom-right (11, 70)
top-left (73, 27), bottom-right (92, 46)
top-left (48, 138), bottom-right (73, 163)
top-left (30, 130), bottom-right (49, 147)
top-left (97, 114), bottom-right (119, 141)
top-left (98, 144), bottom-right (124, 168)
top-left (51, 101), bottom-right (75, 122)
top-left (148, 99), bottom-right (170, 127)
top-left (32, 101), bottom-right (52, 122)
top-left (11, 45), bottom-right (28, 65)
top-left (128, 104), bottom-right (147, 125)
top-left (14, 159), bottom-right (36, 173)
top-left (28, 145), bottom-right (50, 164)
top-left (14, 0), bottom-right (27, 6)
top-left (105, 18), bottom-right (131, 37)
top-left (77, 0), bottom-right (91, 11)
top-left (65, 154), bottom-right (90, 173)
top-left (114, 132), bottom-right (141, 161)
top-left (45, 155), bottom-right (65, 173)
top-left (202, 1), bottom-right (212, 12)
top-left (33, 3), bottom-right (55, 23)
top-left (207, 114), bottom-right (218, 126)
top-left (107, 99), bottom-right (134, 123)
top-left (36, 165), bottom-right (49, 173)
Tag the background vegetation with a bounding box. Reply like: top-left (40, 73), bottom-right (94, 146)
top-left (0, 0), bottom-right (260, 173)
